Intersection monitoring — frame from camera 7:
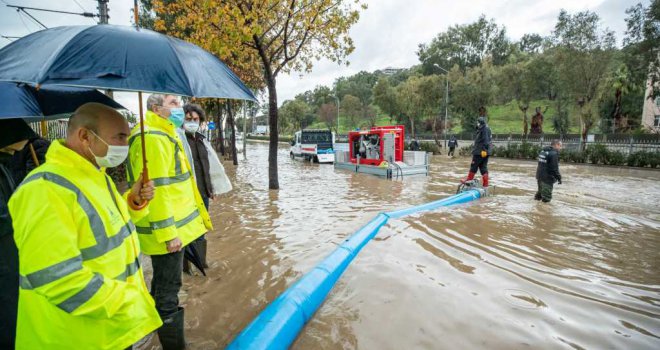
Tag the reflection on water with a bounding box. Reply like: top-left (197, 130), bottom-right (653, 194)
top-left (174, 142), bottom-right (659, 350)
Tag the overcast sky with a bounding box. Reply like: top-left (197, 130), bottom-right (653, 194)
top-left (0, 0), bottom-right (643, 114)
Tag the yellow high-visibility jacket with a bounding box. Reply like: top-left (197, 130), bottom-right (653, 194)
top-left (8, 140), bottom-right (162, 350)
top-left (127, 110), bottom-right (211, 255)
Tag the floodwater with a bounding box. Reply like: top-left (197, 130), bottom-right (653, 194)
top-left (149, 141), bottom-right (660, 349)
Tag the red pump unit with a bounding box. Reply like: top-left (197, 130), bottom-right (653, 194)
top-left (348, 125), bottom-right (405, 166)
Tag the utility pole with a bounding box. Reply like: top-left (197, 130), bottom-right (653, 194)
top-left (97, 0), bottom-right (109, 24)
top-left (100, 0), bottom-right (111, 98)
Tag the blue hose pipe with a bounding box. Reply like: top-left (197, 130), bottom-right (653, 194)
top-left (227, 189), bottom-right (483, 349)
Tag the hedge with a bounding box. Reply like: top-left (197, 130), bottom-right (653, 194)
top-left (488, 143), bottom-right (659, 168)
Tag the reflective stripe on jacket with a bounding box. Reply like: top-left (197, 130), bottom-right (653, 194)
top-left (127, 111), bottom-right (212, 255)
top-left (8, 140), bottom-right (162, 350)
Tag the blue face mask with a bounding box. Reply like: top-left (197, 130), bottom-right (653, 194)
top-left (168, 107), bottom-right (185, 128)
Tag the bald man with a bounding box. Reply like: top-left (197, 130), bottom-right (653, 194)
top-left (8, 103), bottom-right (162, 349)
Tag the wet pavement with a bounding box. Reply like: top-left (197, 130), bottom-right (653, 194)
top-left (148, 141), bottom-right (660, 349)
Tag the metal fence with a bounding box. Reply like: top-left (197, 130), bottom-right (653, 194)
top-left (486, 134), bottom-right (660, 155)
top-left (29, 120), bottom-right (68, 140)
top-left (405, 133), bottom-right (660, 155)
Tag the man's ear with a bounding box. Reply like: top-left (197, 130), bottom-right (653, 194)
top-left (78, 128), bottom-right (92, 146)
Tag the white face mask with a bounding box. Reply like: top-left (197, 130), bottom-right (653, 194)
top-left (88, 130), bottom-right (128, 168)
top-left (183, 121), bottom-right (200, 134)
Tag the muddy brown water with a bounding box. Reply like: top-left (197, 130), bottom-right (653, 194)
top-left (143, 141), bottom-right (660, 350)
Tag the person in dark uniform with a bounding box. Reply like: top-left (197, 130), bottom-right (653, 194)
top-left (182, 103), bottom-right (213, 272)
top-left (535, 140), bottom-right (562, 203)
top-left (0, 118), bottom-right (36, 350)
top-left (447, 135), bottom-right (458, 157)
top-left (462, 115), bottom-right (492, 187)
top-left (409, 138), bottom-right (420, 151)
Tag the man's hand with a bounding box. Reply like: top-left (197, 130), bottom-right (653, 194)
top-left (480, 150), bottom-right (487, 158)
top-left (129, 174), bottom-right (155, 204)
top-left (166, 237), bottom-right (183, 253)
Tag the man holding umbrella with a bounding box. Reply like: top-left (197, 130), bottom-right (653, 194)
top-left (0, 118), bottom-right (36, 349)
top-left (8, 103), bottom-right (162, 349)
top-left (127, 94), bottom-right (212, 349)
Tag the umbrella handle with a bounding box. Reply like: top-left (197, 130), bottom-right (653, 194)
top-left (128, 169), bottom-right (149, 210)
top-left (128, 91), bottom-right (150, 211)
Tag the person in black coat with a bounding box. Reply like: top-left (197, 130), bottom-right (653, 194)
top-left (462, 115), bottom-right (492, 187)
top-left (0, 118), bottom-right (37, 350)
top-left (447, 135), bottom-right (458, 157)
top-left (409, 138), bottom-right (420, 151)
top-left (10, 137), bottom-right (50, 184)
top-left (535, 140), bottom-right (563, 203)
top-left (182, 104), bottom-right (214, 272)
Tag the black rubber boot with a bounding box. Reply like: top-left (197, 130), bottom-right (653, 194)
top-left (157, 307), bottom-right (186, 350)
top-left (198, 240), bottom-right (208, 268)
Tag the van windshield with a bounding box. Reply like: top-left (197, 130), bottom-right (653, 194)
top-left (302, 132), bottom-right (332, 143)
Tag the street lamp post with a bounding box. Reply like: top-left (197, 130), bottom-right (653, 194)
top-left (433, 63), bottom-right (450, 149)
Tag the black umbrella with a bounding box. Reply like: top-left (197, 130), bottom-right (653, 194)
top-left (184, 243), bottom-right (206, 276)
top-left (0, 82), bottom-right (125, 121)
top-left (0, 21), bottom-right (256, 210)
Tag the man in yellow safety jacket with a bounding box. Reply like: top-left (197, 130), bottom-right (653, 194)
top-left (8, 103), bottom-right (162, 349)
top-left (127, 94), bottom-right (212, 349)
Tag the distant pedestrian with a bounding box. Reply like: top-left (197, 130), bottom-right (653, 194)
top-left (447, 135), bottom-right (458, 157)
top-left (535, 140), bottom-right (562, 203)
top-left (409, 138), bottom-right (420, 151)
top-left (461, 113), bottom-right (492, 187)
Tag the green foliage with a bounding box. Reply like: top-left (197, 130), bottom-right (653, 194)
top-left (559, 149), bottom-right (587, 163)
top-left (405, 141), bottom-right (442, 154)
top-left (449, 61), bottom-right (496, 130)
top-left (279, 99), bottom-right (311, 131)
top-left (420, 142), bottom-right (441, 154)
top-left (373, 77), bottom-right (399, 120)
top-left (586, 144), bottom-right (609, 164)
top-left (627, 151), bottom-right (660, 168)
top-left (458, 146), bottom-right (473, 157)
top-left (624, 0), bottom-right (660, 98)
top-left (417, 15), bottom-right (512, 74)
top-left (552, 97), bottom-right (571, 134)
top-left (606, 150), bottom-right (627, 166)
top-left (490, 142), bottom-right (658, 168)
top-left (284, 6), bottom-right (656, 139)
top-left (490, 143), bottom-right (541, 159)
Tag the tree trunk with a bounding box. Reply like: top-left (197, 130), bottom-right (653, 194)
top-left (579, 109), bottom-right (587, 152)
top-left (611, 88), bottom-right (622, 132)
top-left (521, 105), bottom-right (529, 138)
top-left (432, 113), bottom-right (442, 148)
top-left (267, 76), bottom-right (279, 190)
top-left (409, 116), bottom-right (416, 139)
top-left (227, 103), bottom-right (238, 166)
top-left (216, 100), bottom-right (226, 155)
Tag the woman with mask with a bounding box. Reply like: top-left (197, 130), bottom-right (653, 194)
top-left (181, 103), bottom-right (228, 273)
top-left (0, 118), bottom-right (36, 349)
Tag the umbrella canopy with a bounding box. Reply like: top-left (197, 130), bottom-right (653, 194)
top-left (0, 25), bottom-right (256, 101)
top-left (184, 244), bottom-right (206, 276)
top-left (0, 82), bottom-right (125, 121)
